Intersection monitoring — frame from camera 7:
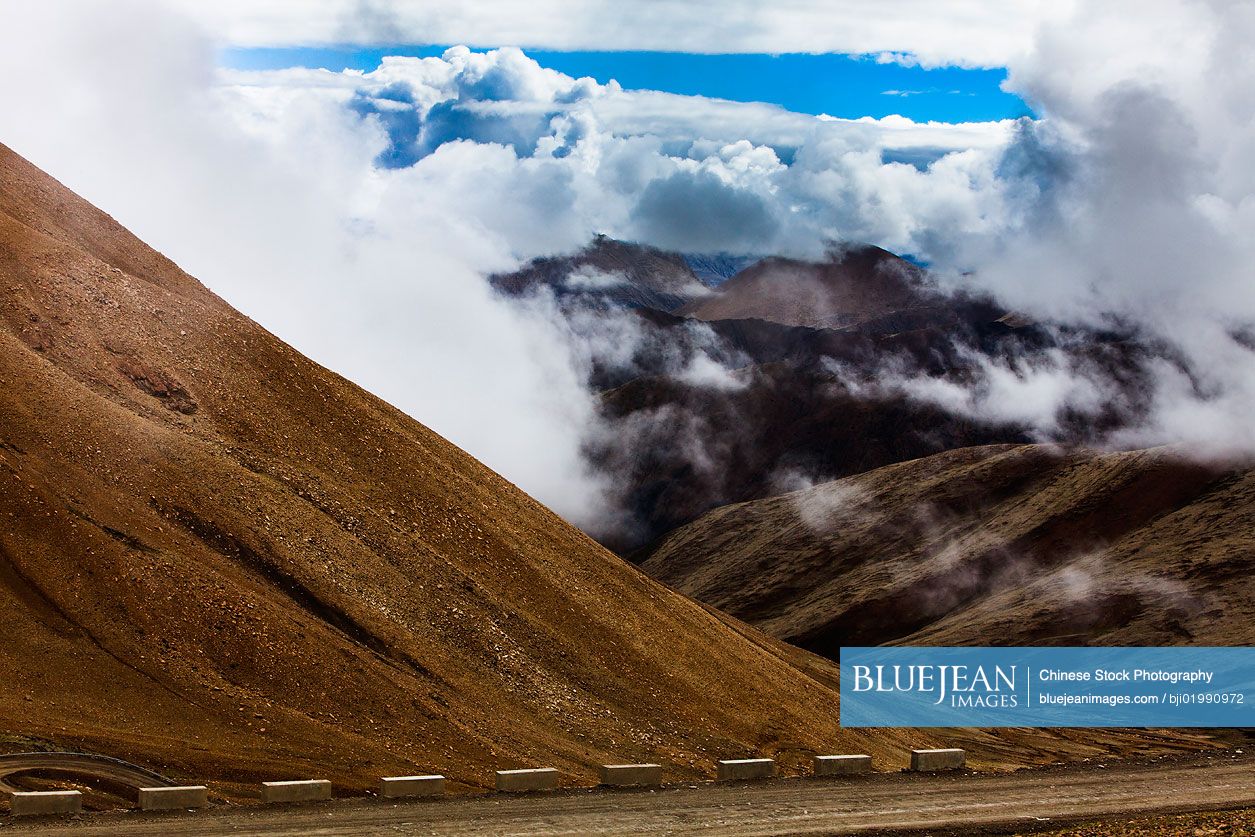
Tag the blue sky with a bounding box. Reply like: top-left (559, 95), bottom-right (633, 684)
top-left (222, 47), bottom-right (1030, 123)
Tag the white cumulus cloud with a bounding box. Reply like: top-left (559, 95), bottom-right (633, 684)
top-left (1, 0), bottom-right (1253, 532)
top-left (163, 0), bottom-right (1074, 67)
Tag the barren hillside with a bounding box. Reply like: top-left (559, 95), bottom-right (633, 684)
top-left (0, 146), bottom-right (1218, 801)
top-left (0, 142), bottom-right (918, 795)
top-left (643, 444), bottom-right (1255, 653)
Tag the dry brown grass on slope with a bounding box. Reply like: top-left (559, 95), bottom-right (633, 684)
top-left (644, 443), bottom-right (1255, 652)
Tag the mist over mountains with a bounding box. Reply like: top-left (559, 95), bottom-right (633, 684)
top-left (0, 2), bottom-right (1250, 620)
top-left (0, 141), bottom-right (895, 790)
top-left (643, 444), bottom-right (1255, 654)
top-left (3, 2), bottom-right (1251, 539)
top-left (490, 235), bottom-right (1197, 550)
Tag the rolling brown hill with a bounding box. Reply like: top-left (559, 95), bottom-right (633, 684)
top-left (642, 444), bottom-right (1255, 656)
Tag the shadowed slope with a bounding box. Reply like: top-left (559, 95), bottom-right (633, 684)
top-left (597, 362), bottom-right (1025, 552)
top-left (642, 444), bottom-right (1255, 653)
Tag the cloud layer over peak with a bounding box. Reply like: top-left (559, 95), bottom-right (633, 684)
top-left (1, 0), bottom-right (1253, 530)
top-left (219, 46), bottom-right (1016, 263)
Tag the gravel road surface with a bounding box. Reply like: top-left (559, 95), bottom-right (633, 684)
top-left (6, 753), bottom-right (1254, 836)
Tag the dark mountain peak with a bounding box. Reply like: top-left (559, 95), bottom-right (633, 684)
top-left (491, 235), bottom-right (712, 312)
top-left (678, 242), bottom-right (939, 330)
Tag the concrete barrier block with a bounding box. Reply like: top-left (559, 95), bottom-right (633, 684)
top-left (910, 748), bottom-right (965, 771)
top-left (495, 768), bottom-right (559, 792)
top-left (716, 758), bottom-right (776, 781)
top-left (813, 754), bottom-right (872, 776)
top-left (137, 785), bottom-right (209, 811)
top-left (10, 790), bottom-right (82, 816)
top-left (260, 779), bottom-right (332, 804)
top-left (379, 775), bottom-right (445, 799)
top-left (598, 764), bottom-right (662, 787)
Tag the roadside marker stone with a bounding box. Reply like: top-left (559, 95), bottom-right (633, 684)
top-left (813, 754), bottom-right (872, 776)
top-left (495, 768), bottom-right (559, 792)
top-left (9, 790), bottom-right (82, 816)
top-left (910, 748), bottom-right (965, 771)
top-left (379, 775), bottom-right (445, 798)
top-left (137, 785), bottom-right (209, 811)
top-left (716, 758), bottom-right (777, 781)
top-left (598, 763), bottom-right (662, 787)
top-left (260, 779), bottom-right (332, 803)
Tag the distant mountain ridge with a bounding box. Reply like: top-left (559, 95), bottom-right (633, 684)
top-left (493, 239), bottom-right (940, 331)
top-left (490, 234), bottom-right (715, 312)
top-left (492, 236), bottom-right (1161, 553)
top-left (641, 444), bottom-right (1255, 653)
top-left (678, 244), bottom-right (940, 331)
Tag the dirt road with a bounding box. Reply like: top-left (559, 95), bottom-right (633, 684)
top-left (8, 754), bottom-right (1255, 836)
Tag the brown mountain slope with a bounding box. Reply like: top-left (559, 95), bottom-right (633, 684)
top-left (0, 145), bottom-right (1218, 799)
top-left (642, 444), bottom-right (1255, 656)
top-left (0, 142), bottom-right (947, 795)
top-left (677, 245), bottom-right (941, 330)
